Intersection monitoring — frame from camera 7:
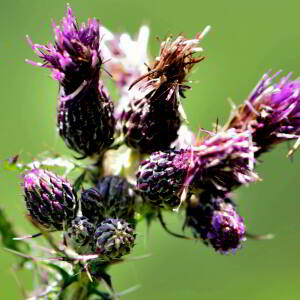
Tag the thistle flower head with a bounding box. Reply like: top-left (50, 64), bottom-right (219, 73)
top-left (26, 5), bottom-right (115, 157)
top-left (136, 129), bottom-right (259, 209)
top-left (185, 192), bottom-right (245, 253)
top-left (225, 72), bottom-right (300, 156)
top-left (95, 218), bottom-right (136, 261)
top-left (80, 176), bottom-right (136, 224)
top-left (22, 169), bottom-right (78, 230)
top-left (188, 129), bottom-right (259, 191)
top-left (118, 27), bottom-right (210, 154)
top-left (26, 5), bottom-right (102, 92)
top-left (64, 216), bottom-right (96, 254)
top-left (130, 26), bottom-right (210, 98)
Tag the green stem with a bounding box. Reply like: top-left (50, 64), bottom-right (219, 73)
top-left (61, 271), bottom-right (93, 300)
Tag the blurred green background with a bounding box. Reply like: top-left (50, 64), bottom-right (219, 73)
top-left (1, 0), bottom-right (300, 299)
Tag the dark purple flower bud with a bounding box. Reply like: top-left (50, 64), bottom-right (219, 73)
top-left (225, 72), bottom-right (300, 157)
top-left (119, 94), bottom-right (181, 154)
top-left (80, 176), bottom-right (136, 224)
top-left (22, 169), bottom-right (78, 230)
top-left (94, 218), bottom-right (136, 261)
top-left (136, 150), bottom-right (186, 209)
top-left (58, 80), bottom-right (115, 157)
top-left (118, 28), bottom-right (210, 154)
top-left (185, 192), bottom-right (245, 253)
top-left (26, 5), bottom-right (115, 156)
top-left (136, 129), bottom-right (259, 209)
top-left (64, 216), bottom-right (96, 254)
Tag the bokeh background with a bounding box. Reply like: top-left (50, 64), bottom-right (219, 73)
top-left (1, 0), bottom-right (300, 299)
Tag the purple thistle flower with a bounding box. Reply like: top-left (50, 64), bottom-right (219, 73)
top-left (185, 192), bottom-right (245, 253)
top-left (189, 129), bottom-right (259, 191)
top-left (136, 129), bottom-right (259, 209)
top-left (26, 5), bottom-right (102, 89)
top-left (225, 72), bottom-right (300, 157)
top-left (118, 27), bottom-right (210, 154)
top-left (22, 169), bottom-right (78, 230)
top-left (26, 5), bottom-right (115, 157)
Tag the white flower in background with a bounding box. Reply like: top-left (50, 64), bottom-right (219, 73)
top-left (171, 124), bottom-right (197, 149)
top-left (100, 25), bottom-right (150, 122)
top-left (100, 25), bottom-right (150, 93)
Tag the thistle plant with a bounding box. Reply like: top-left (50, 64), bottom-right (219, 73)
top-left (2, 4), bottom-right (300, 299)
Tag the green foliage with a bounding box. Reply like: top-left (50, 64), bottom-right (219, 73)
top-left (0, 207), bottom-right (29, 259)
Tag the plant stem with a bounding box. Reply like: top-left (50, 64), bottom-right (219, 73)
top-left (61, 271), bottom-right (92, 300)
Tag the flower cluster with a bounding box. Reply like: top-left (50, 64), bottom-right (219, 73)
top-left (23, 169), bottom-right (136, 260)
top-left (4, 4), bottom-right (300, 299)
top-left (136, 129), bottom-right (259, 209)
